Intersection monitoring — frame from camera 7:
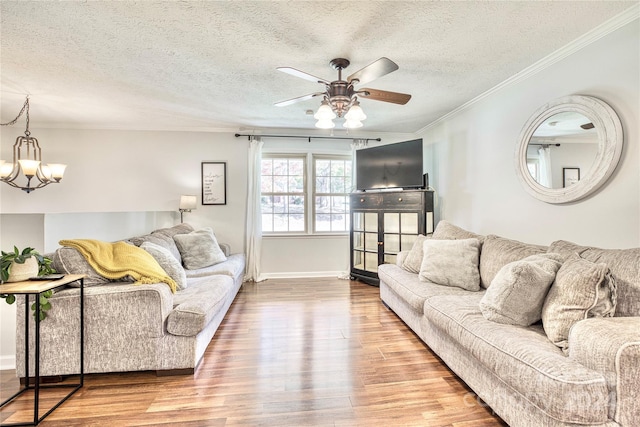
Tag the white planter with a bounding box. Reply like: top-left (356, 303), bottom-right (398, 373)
top-left (7, 257), bottom-right (39, 282)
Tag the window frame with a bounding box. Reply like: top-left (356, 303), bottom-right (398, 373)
top-left (260, 153), bottom-right (308, 234)
top-left (312, 154), bottom-right (353, 234)
top-left (260, 152), bottom-right (352, 236)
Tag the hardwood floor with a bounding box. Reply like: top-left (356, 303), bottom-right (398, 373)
top-left (1, 278), bottom-right (507, 426)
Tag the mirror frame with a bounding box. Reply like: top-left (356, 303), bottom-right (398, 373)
top-left (515, 95), bottom-right (623, 204)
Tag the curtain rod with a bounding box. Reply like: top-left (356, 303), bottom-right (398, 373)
top-left (234, 133), bottom-right (381, 143)
top-left (529, 143), bottom-right (561, 147)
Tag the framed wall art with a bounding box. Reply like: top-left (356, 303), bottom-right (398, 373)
top-left (201, 162), bottom-right (227, 205)
top-left (562, 167), bottom-right (580, 188)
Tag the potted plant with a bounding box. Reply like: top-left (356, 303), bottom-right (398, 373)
top-left (1, 247), bottom-right (57, 320)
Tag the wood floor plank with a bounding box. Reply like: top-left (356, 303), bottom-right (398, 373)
top-left (0, 278), bottom-right (506, 426)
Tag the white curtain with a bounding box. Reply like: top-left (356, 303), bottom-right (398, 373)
top-left (244, 136), bottom-right (265, 282)
top-left (350, 138), bottom-right (368, 192)
top-left (537, 146), bottom-right (552, 188)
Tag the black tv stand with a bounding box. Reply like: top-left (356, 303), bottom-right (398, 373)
top-left (349, 189), bottom-right (434, 286)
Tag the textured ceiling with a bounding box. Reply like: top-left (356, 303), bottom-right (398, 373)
top-left (0, 1), bottom-right (636, 134)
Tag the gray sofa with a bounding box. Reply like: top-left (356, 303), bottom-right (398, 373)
top-left (379, 221), bottom-right (640, 427)
top-left (16, 223), bottom-right (245, 376)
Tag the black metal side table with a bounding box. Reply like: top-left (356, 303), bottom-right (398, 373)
top-left (0, 274), bottom-right (85, 426)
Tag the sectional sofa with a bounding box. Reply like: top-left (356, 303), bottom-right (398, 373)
top-left (379, 221), bottom-right (639, 427)
top-left (16, 223), bottom-right (245, 376)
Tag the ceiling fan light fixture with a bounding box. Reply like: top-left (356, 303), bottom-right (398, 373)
top-left (314, 100), bottom-right (336, 120)
top-left (343, 119), bottom-right (363, 129)
top-left (315, 118), bottom-right (336, 129)
top-left (345, 101), bottom-right (366, 122)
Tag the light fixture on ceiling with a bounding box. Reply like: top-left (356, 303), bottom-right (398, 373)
top-left (313, 59), bottom-right (366, 129)
top-left (0, 96), bottom-right (66, 193)
top-left (275, 57), bottom-right (411, 130)
top-left (179, 195), bottom-right (197, 223)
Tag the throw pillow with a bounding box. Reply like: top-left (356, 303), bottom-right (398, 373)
top-left (419, 238), bottom-right (481, 291)
top-left (548, 240), bottom-right (640, 318)
top-left (173, 227), bottom-right (227, 270)
top-left (541, 253), bottom-right (617, 353)
top-left (431, 220), bottom-right (485, 245)
top-left (401, 234), bottom-right (429, 273)
top-left (479, 253), bottom-right (564, 326)
top-left (141, 242), bottom-right (188, 291)
top-left (479, 235), bottom-right (547, 289)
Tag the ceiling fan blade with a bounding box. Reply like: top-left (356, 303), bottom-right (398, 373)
top-left (277, 67), bottom-right (330, 85)
top-left (274, 92), bottom-right (325, 107)
top-left (347, 57), bottom-right (399, 85)
top-left (359, 88), bottom-right (411, 105)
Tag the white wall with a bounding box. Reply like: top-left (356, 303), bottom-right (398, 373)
top-left (0, 129), bottom-right (250, 252)
top-left (420, 18), bottom-right (639, 248)
top-left (0, 214), bottom-right (44, 369)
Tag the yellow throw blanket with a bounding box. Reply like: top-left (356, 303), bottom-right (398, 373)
top-left (59, 239), bottom-right (177, 293)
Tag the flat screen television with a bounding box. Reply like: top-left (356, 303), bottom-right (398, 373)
top-left (355, 139), bottom-right (423, 191)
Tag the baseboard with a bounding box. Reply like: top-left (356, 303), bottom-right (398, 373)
top-left (0, 355), bottom-right (16, 371)
top-left (260, 271), bottom-right (347, 280)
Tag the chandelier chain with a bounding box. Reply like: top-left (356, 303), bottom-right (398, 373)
top-left (1, 97), bottom-right (30, 133)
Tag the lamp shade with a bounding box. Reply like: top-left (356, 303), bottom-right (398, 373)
top-left (18, 159), bottom-right (40, 177)
top-left (345, 102), bottom-right (366, 122)
top-left (314, 101), bottom-right (336, 120)
top-left (47, 163), bottom-right (67, 181)
top-left (179, 195), bottom-right (197, 210)
top-left (343, 119), bottom-right (363, 129)
top-left (315, 118), bottom-right (336, 129)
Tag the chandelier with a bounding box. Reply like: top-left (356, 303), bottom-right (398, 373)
top-left (0, 97), bottom-right (66, 193)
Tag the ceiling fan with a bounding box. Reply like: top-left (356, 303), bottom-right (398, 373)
top-left (274, 57), bottom-right (411, 128)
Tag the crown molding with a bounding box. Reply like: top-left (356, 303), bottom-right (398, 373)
top-left (417, 4), bottom-right (640, 134)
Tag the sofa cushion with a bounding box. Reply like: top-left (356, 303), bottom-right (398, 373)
top-left (129, 223), bottom-right (194, 264)
top-left (167, 274), bottom-right (234, 336)
top-left (479, 253), bottom-right (563, 326)
top-left (548, 240), bottom-right (640, 317)
top-left (184, 253), bottom-right (245, 282)
top-left (431, 220), bottom-right (485, 244)
top-left (401, 234), bottom-right (429, 273)
top-left (378, 263), bottom-right (475, 315)
top-left (174, 227), bottom-right (227, 270)
top-left (424, 293), bottom-right (610, 424)
top-left (419, 238), bottom-right (481, 291)
top-left (542, 253), bottom-right (617, 353)
top-left (141, 242), bottom-right (188, 291)
top-left (479, 235), bottom-right (547, 289)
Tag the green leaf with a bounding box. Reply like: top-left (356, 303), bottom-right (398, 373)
top-left (2, 294), bottom-right (16, 304)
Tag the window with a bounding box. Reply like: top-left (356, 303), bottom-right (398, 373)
top-left (261, 154), bottom-right (352, 234)
top-left (261, 156), bottom-right (306, 233)
top-left (314, 157), bottom-right (352, 232)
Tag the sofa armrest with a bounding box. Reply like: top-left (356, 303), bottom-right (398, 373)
top-left (16, 282), bottom-right (174, 376)
top-left (569, 317), bottom-right (640, 425)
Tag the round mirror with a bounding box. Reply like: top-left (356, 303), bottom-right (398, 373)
top-left (515, 95), bottom-right (623, 204)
